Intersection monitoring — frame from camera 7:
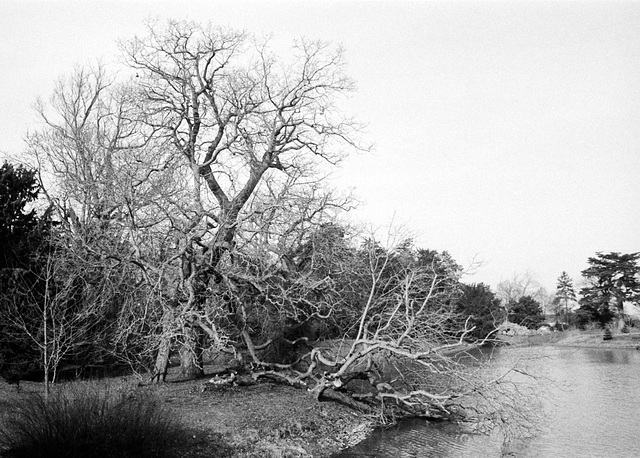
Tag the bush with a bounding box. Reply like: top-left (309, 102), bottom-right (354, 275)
top-left (0, 381), bottom-right (188, 458)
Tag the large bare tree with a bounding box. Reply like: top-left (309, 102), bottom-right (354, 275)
top-left (120, 20), bottom-right (362, 379)
top-left (25, 20), bottom-right (361, 380)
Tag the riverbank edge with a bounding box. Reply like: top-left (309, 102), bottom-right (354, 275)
top-left (202, 384), bottom-right (376, 458)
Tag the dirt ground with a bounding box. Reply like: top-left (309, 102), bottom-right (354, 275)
top-left (0, 367), bottom-right (372, 458)
top-left (153, 376), bottom-right (372, 457)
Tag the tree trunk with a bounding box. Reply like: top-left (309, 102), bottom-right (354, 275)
top-left (151, 309), bottom-right (175, 383)
top-left (179, 325), bottom-right (205, 380)
top-left (151, 335), bottom-right (171, 383)
top-left (176, 257), bottom-right (220, 381)
top-left (44, 366), bottom-right (50, 400)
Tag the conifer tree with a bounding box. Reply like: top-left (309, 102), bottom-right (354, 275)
top-left (579, 252), bottom-right (640, 325)
top-left (555, 271), bottom-right (577, 325)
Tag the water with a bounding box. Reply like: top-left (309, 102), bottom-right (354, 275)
top-left (334, 346), bottom-right (640, 457)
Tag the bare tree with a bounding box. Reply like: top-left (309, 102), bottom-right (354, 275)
top-left (24, 21), bottom-right (363, 382)
top-left (119, 20), bottom-right (363, 380)
top-left (14, 21), bottom-right (545, 437)
top-left (497, 271), bottom-right (549, 315)
top-left (25, 59), bottom-right (205, 377)
top-left (0, 238), bottom-right (109, 396)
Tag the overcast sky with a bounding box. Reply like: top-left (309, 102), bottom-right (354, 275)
top-left (1, 0), bottom-right (639, 292)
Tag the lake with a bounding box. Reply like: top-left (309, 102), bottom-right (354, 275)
top-left (334, 345), bottom-right (640, 457)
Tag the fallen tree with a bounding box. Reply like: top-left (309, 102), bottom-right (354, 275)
top-left (200, 235), bottom-right (516, 425)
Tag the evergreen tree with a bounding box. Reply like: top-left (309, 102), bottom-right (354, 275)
top-left (508, 295), bottom-right (545, 329)
top-left (555, 271), bottom-right (577, 325)
top-left (456, 283), bottom-right (505, 341)
top-left (0, 161), bottom-right (41, 269)
top-left (579, 252), bottom-right (640, 325)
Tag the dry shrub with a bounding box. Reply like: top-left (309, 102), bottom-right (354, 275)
top-left (0, 381), bottom-right (189, 458)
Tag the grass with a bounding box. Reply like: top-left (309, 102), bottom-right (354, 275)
top-left (497, 330), bottom-right (573, 347)
top-left (498, 327), bottom-right (640, 350)
top-left (0, 381), bottom-right (194, 458)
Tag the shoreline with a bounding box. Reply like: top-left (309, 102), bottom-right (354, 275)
top-left (4, 330), bottom-right (638, 457)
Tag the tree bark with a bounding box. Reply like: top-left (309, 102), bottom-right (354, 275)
top-left (151, 309), bottom-right (174, 383)
top-left (179, 325), bottom-right (205, 380)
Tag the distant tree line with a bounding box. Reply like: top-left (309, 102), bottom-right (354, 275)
top-left (490, 254), bottom-right (640, 331)
top-left (542, 255), bottom-right (640, 330)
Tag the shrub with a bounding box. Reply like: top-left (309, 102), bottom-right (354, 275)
top-left (0, 381), bottom-right (188, 458)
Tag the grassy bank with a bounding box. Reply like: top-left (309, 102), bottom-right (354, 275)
top-left (499, 329), bottom-right (640, 350)
top-left (0, 372), bottom-right (371, 458)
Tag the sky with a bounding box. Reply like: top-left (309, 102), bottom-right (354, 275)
top-left (1, 0), bottom-right (639, 293)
